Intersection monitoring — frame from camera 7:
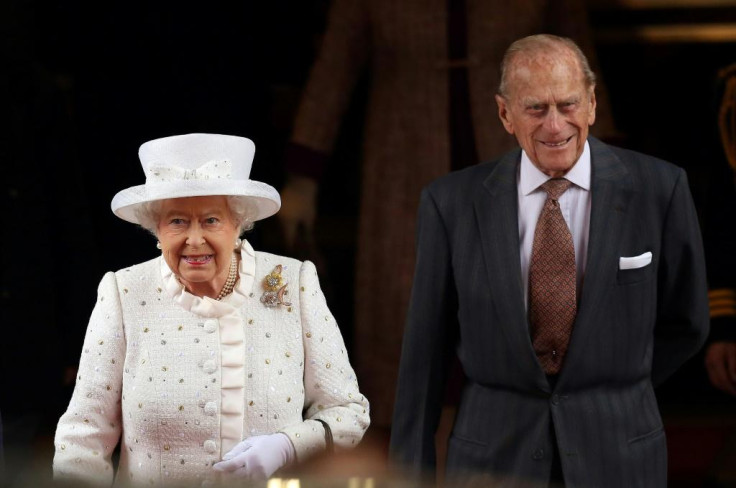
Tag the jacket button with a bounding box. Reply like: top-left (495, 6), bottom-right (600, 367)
top-left (551, 394), bottom-right (560, 405)
top-left (204, 402), bottom-right (217, 416)
top-left (203, 360), bottom-right (217, 374)
top-left (532, 448), bottom-right (544, 460)
top-left (204, 440), bottom-right (217, 454)
top-left (204, 319), bottom-right (218, 333)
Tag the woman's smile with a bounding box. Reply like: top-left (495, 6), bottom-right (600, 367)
top-left (182, 254), bottom-right (214, 265)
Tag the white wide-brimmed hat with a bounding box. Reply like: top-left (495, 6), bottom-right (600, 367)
top-left (111, 133), bottom-right (281, 224)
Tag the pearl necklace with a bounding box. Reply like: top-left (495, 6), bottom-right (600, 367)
top-left (215, 252), bottom-right (239, 301)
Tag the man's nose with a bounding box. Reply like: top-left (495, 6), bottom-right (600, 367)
top-left (543, 108), bottom-right (563, 132)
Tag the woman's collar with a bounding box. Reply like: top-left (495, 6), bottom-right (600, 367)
top-left (159, 239), bottom-right (255, 316)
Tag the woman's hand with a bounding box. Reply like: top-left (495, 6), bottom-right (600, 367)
top-left (212, 433), bottom-right (295, 480)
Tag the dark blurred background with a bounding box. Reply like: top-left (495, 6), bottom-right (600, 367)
top-left (1, 0), bottom-right (735, 486)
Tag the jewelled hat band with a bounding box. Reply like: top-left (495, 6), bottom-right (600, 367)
top-left (146, 160), bottom-right (232, 182)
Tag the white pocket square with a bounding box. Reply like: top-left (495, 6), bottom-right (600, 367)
top-left (619, 252), bottom-right (652, 270)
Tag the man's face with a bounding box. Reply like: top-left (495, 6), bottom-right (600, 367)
top-left (495, 49), bottom-right (596, 177)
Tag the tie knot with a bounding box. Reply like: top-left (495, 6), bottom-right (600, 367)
top-left (541, 178), bottom-right (572, 200)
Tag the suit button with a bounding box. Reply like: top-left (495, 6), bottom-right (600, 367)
top-left (532, 448), bottom-right (544, 460)
top-left (551, 394), bottom-right (560, 405)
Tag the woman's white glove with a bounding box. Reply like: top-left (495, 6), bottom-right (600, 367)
top-left (212, 433), bottom-right (295, 480)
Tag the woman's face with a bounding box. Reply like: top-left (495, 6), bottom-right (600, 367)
top-left (157, 196), bottom-right (239, 295)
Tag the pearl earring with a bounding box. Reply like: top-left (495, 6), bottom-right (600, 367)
top-left (234, 238), bottom-right (242, 249)
top-left (156, 241), bottom-right (162, 250)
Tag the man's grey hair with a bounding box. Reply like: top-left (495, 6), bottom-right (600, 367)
top-left (497, 34), bottom-right (596, 98)
top-left (135, 196), bottom-right (255, 237)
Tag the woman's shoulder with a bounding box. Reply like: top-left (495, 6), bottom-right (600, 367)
top-left (102, 256), bottom-right (162, 296)
top-left (88, 257), bottom-right (162, 309)
top-left (112, 256), bottom-right (161, 279)
top-left (253, 250), bottom-right (304, 269)
top-left (252, 251), bottom-right (318, 283)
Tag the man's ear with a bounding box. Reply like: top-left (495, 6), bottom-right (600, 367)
top-left (495, 94), bottom-right (515, 135)
top-left (587, 85), bottom-right (597, 126)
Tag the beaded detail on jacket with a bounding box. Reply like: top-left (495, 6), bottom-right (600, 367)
top-left (53, 240), bottom-right (370, 486)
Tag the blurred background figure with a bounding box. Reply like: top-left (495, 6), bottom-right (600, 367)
top-left (696, 62), bottom-right (736, 487)
top-left (279, 0), bottom-right (617, 432)
top-left (703, 63), bottom-right (736, 397)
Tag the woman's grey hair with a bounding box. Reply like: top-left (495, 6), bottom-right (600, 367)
top-left (135, 196), bottom-right (255, 237)
top-left (497, 34), bottom-right (596, 98)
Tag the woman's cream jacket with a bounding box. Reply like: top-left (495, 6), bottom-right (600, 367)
top-left (53, 241), bottom-right (369, 486)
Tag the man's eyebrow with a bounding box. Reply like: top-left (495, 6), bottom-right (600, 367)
top-left (521, 98), bottom-right (545, 106)
top-left (521, 96), bottom-right (580, 107)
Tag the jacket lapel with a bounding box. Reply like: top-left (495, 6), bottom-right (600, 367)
top-left (474, 149), bottom-right (550, 391)
top-left (558, 137), bottom-right (634, 385)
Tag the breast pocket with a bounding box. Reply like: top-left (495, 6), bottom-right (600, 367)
top-left (617, 252), bottom-right (654, 285)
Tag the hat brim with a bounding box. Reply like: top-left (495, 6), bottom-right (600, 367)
top-left (111, 179), bottom-right (281, 225)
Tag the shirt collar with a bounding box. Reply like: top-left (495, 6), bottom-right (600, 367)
top-left (519, 140), bottom-right (591, 196)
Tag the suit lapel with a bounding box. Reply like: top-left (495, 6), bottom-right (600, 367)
top-left (474, 149), bottom-right (550, 391)
top-left (559, 138), bottom-right (634, 385)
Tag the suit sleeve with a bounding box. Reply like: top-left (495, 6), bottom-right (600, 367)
top-left (652, 169), bottom-right (710, 386)
top-left (279, 260), bottom-right (370, 461)
top-left (389, 188), bottom-right (459, 481)
top-left (53, 272), bottom-right (125, 486)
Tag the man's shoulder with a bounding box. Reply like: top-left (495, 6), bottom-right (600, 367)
top-left (425, 149), bottom-right (520, 197)
top-left (591, 138), bottom-right (684, 184)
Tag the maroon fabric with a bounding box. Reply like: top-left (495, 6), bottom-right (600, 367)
top-left (529, 178), bottom-right (576, 374)
top-left (284, 142), bottom-right (329, 180)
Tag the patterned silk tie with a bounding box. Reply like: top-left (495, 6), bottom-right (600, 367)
top-left (530, 178), bottom-right (576, 375)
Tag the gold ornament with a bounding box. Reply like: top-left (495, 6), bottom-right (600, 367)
top-left (260, 265), bottom-right (292, 307)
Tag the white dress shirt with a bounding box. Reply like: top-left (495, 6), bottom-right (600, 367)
top-left (518, 141), bottom-right (592, 311)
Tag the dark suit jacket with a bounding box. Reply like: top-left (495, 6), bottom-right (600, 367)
top-left (389, 137), bottom-right (710, 488)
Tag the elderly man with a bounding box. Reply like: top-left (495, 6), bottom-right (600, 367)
top-left (389, 35), bottom-right (709, 488)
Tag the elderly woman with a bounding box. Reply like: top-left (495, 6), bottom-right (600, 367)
top-left (53, 134), bottom-right (370, 486)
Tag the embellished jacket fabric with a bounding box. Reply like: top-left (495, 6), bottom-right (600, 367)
top-left (53, 240), bottom-right (369, 486)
